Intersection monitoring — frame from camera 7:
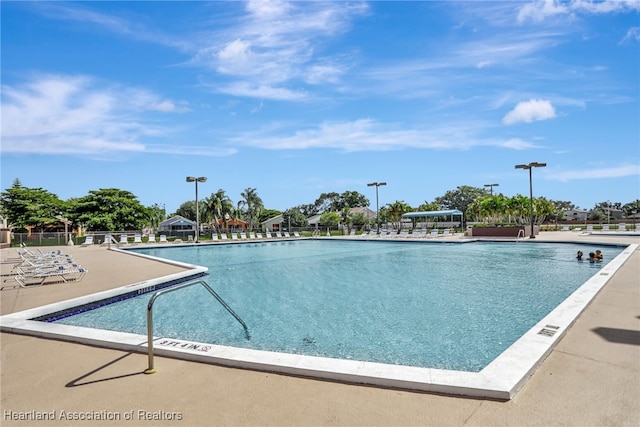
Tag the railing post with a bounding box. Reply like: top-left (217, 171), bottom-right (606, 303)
top-left (144, 280), bottom-right (249, 374)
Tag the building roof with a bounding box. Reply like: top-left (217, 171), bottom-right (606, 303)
top-left (159, 215), bottom-right (195, 227)
top-left (402, 209), bottom-right (464, 218)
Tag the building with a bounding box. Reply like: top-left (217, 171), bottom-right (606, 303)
top-left (158, 215), bottom-right (196, 233)
top-left (261, 215), bottom-right (284, 232)
top-left (564, 209), bottom-right (589, 221)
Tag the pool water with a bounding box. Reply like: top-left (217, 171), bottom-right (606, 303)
top-left (53, 240), bottom-right (619, 372)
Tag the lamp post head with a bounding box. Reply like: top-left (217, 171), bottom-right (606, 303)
top-left (367, 182), bottom-right (387, 187)
top-left (515, 162), bottom-right (546, 170)
top-left (186, 176), bottom-right (207, 183)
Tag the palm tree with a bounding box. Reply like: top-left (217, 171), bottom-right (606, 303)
top-left (240, 187), bottom-right (264, 231)
top-left (386, 200), bottom-right (411, 231)
top-left (203, 189), bottom-right (233, 233)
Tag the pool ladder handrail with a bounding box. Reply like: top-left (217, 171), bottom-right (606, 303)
top-left (516, 229), bottom-right (525, 242)
top-left (312, 229), bottom-right (320, 238)
top-left (144, 279), bottom-right (250, 374)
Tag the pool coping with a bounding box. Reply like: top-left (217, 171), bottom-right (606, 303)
top-left (0, 242), bottom-right (636, 400)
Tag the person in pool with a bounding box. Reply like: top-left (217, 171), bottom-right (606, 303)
top-left (595, 250), bottom-right (603, 260)
top-left (587, 252), bottom-right (598, 263)
top-left (576, 251), bottom-right (584, 261)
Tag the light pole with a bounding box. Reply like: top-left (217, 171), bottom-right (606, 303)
top-left (514, 162), bottom-right (546, 239)
top-left (186, 176), bottom-right (207, 243)
top-left (484, 183), bottom-right (499, 196)
top-left (367, 182), bottom-right (386, 234)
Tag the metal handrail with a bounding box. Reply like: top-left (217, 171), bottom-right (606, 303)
top-left (144, 279), bottom-right (249, 374)
top-left (516, 229), bottom-right (525, 242)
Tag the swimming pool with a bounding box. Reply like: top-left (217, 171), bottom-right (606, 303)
top-left (1, 239), bottom-right (635, 399)
top-left (52, 240), bottom-right (619, 372)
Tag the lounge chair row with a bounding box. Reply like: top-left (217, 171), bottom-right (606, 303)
top-left (212, 231), bottom-right (300, 241)
top-left (9, 245), bottom-right (88, 287)
top-left (364, 229), bottom-right (456, 238)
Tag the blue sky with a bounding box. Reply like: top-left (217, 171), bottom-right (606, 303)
top-left (2, 0), bottom-right (639, 214)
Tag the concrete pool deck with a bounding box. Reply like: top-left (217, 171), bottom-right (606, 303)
top-left (1, 231), bottom-right (639, 426)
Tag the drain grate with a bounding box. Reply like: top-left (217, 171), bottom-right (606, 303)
top-left (538, 324), bottom-right (560, 337)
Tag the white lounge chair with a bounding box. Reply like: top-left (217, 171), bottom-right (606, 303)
top-left (159, 235), bottom-right (168, 243)
top-left (265, 231), bottom-right (273, 238)
top-left (221, 233), bottom-right (228, 240)
top-left (212, 233), bottom-right (219, 241)
top-left (275, 232), bottom-right (282, 238)
top-left (617, 223), bottom-right (626, 232)
top-left (133, 233), bottom-right (143, 244)
top-left (81, 236), bottom-right (94, 246)
top-left (15, 263), bottom-right (88, 287)
top-left (284, 231), bottom-right (291, 238)
top-left (147, 233), bottom-right (157, 243)
top-left (249, 232), bottom-right (256, 239)
top-left (231, 233), bottom-right (238, 240)
top-left (119, 235), bottom-right (129, 245)
top-left (256, 233), bottom-right (263, 239)
top-left (561, 225), bottom-right (570, 231)
top-left (586, 224), bottom-right (594, 232)
top-left (440, 229), bottom-right (453, 238)
top-left (602, 224), bottom-right (610, 231)
top-left (293, 231), bottom-right (301, 238)
top-left (239, 232), bottom-right (247, 239)
top-left (428, 229), bottom-right (439, 238)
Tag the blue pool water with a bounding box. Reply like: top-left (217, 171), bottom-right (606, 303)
top-left (52, 240), bottom-right (621, 372)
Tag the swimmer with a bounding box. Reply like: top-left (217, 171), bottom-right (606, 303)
top-left (576, 251), bottom-right (583, 261)
top-left (595, 250), bottom-right (603, 260)
top-left (587, 252), bottom-right (597, 263)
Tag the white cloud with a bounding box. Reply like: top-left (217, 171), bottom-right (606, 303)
top-left (550, 165), bottom-right (640, 181)
top-left (0, 74), bottom-right (203, 157)
top-left (620, 27), bottom-right (640, 44)
top-left (517, 0), bottom-right (640, 23)
top-left (503, 99), bottom-right (556, 125)
top-left (499, 138), bottom-right (541, 150)
top-left (196, 1), bottom-right (368, 99)
top-left (228, 119), bottom-right (539, 152)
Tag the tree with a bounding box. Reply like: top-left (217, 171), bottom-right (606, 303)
top-left (386, 200), bottom-right (411, 230)
top-left (435, 186), bottom-right (486, 213)
top-left (282, 208), bottom-right (308, 228)
top-left (148, 203), bottom-right (166, 230)
top-left (203, 189), bottom-right (234, 233)
top-left (350, 212), bottom-right (368, 227)
top-left (340, 191), bottom-right (369, 209)
top-left (0, 180), bottom-right (66, 232)
top-left (313, 192), bottom-right (341, 212)
top-left (319, 211), bottom-right (341, 227)
top-left (622, 200), bottom-right (640, 216)
top-left (417, 201), bottom-right (441, 212)
top-left (258, 209), bottom-right (282, 224)
top-left (69, 188), bottom-right (151, 231)
top-left (175, 201), bottom-right (197, 221)
top-left (240, 187), bottom-right (264, 231)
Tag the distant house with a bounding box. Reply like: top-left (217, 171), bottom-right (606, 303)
top-left (349, 206), bottom-right (376, 221)
top-left (261, 215), bottom-right (283, 232)
top-left (604, 207), bottom-right (624, 220)
top-left (307, 214), bottom-right (322, 228)
top-left (158, 215), bottom-right (195, 232)
top-left (218, 218), bottom-right (248, 231)
top-left (565, 209), bottom-right (589, 221)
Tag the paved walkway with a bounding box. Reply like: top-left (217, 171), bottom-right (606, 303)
top-left (1, 232), bottom-right (639, 426)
